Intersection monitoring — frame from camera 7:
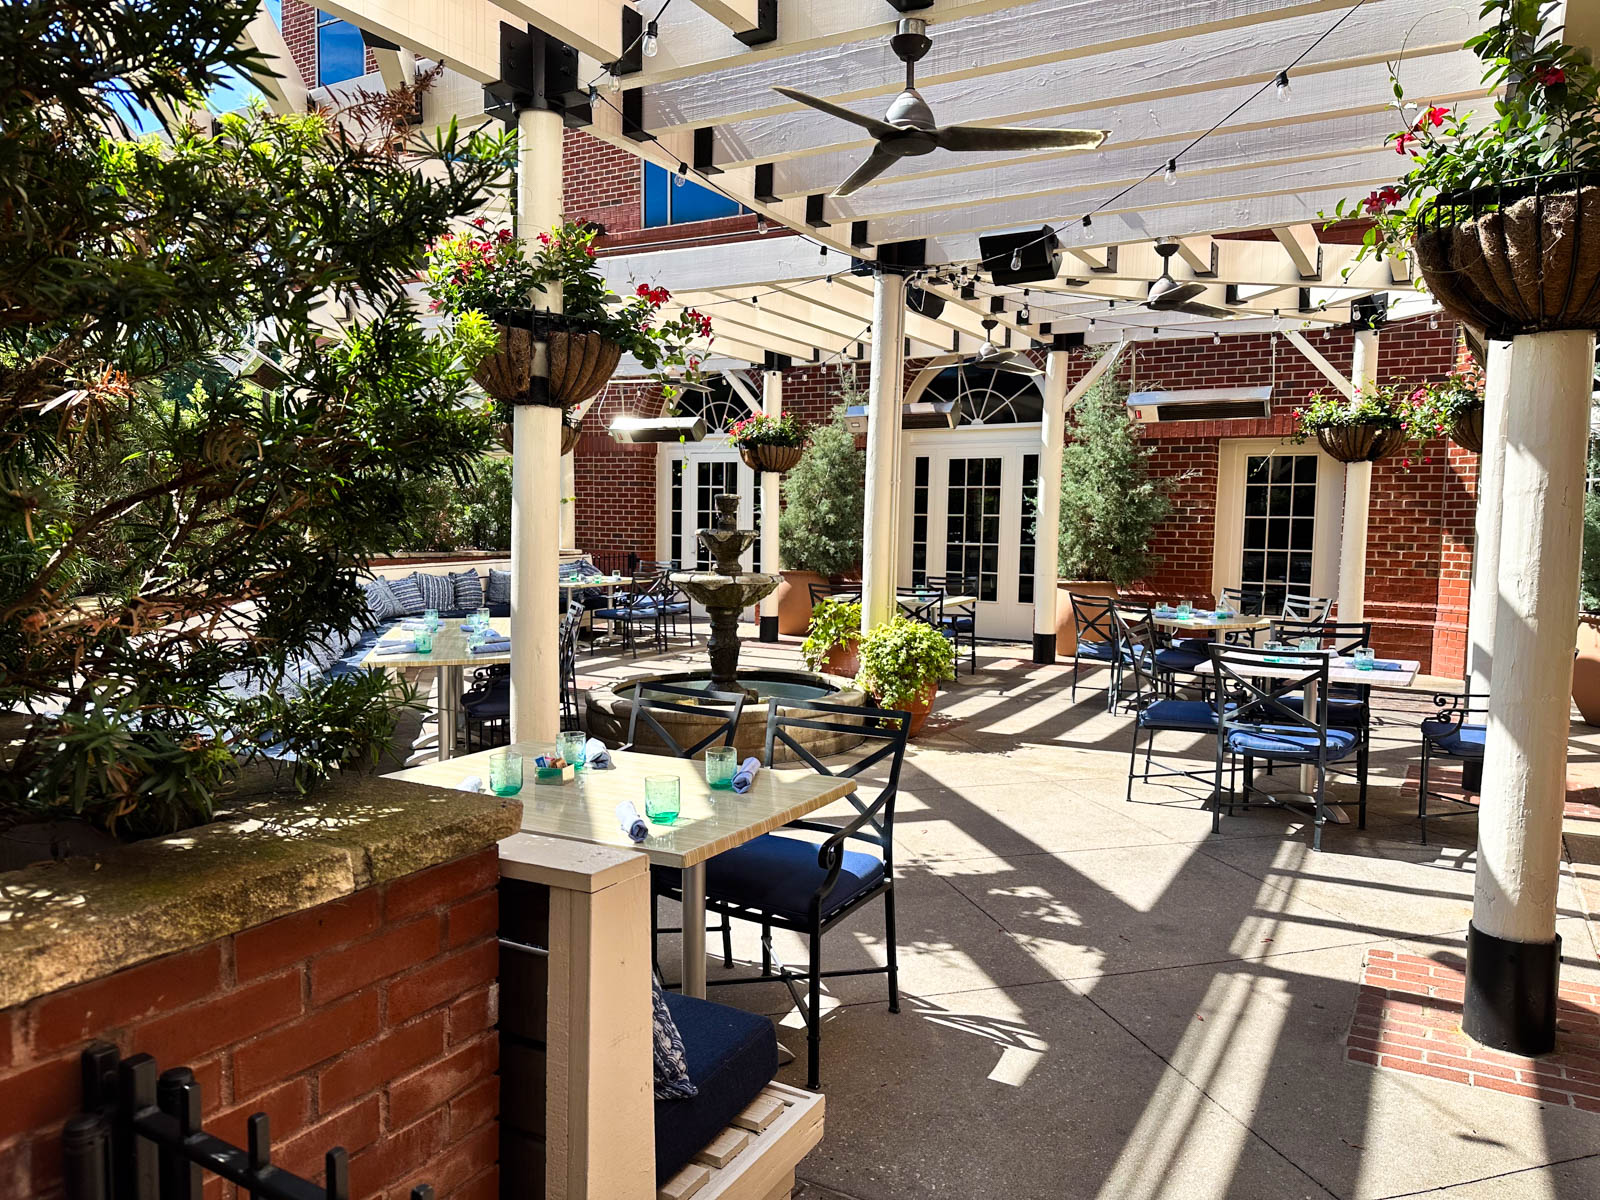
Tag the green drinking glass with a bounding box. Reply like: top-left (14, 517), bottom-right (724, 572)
top-left (556, 730), bottom-right (587, 769)
top-left (705, 746), bottom-right (737, 790)
top-left (644, 775), bottom-right (681, 824)
top-left (489, 754), bottom-right (523, 796)
top-left (413, 630), bottom-right (433, 653)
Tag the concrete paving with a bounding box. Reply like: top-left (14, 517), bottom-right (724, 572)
top-left (572, 629), bottom-right (1600, 1200)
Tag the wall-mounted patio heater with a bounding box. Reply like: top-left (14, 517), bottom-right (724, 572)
top-left (608, 416), bottom-right (708, 443)
top-left (1127, 386), bottom-right (1272, 423)
top-left (843, 396), bottom-right (961, 433)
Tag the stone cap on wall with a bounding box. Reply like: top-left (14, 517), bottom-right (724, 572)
top-left (0, 778), bottom-right (521, 1011)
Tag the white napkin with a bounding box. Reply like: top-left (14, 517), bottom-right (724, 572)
top-left (616, 800), bottom-right (647, 843)
top-left (731, 756), bottom-right (761, 794)
top-left (458, 775), bottom-right (483, 793)
top-left (585, 737), bottom-right (613, 769)
top-left (468, 640), bottom-right (509, 654)
top-left (376, 639), bottom-right (416, 655)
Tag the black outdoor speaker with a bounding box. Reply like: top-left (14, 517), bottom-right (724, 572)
top-left (979, 226), bottom-right (1061, 285)
top-left (906, 286), bottom-right (945, 320)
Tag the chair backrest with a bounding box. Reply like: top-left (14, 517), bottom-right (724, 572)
top-left (763, 700), bottom-right (910, 863)
top-left (1070, 592), bottom-right (1121, 651)
top-left (924, 574), bottom-right (976, 610)
top-left (1426, 689), bottom-right (1489, 730)
top-left (1112, 607), bottom-right (1163, 704)
top-left (1270, 619), bottom-right (1371, 656)
top-left (810, 582), bottom-right (855, 608)
top-left (895, 586), bottom-right (943, 626)
top-left (1220, 586), bottom-right (1266, 616)
top-left (1209, 644), bottom-right (1334, 754)
top-left (627, 682), bottom-right (747, 758)
top-left (1280, 592), bottom-right (1332, 622)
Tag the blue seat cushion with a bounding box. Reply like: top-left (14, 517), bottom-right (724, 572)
top-left (1139, 699), bottom-right (1221, 732)
top-left (1153, 646), bottom-right (1208, 673)
top-left (662, 602), bottom-right (690, 614)
top-left (322, 627), bottom-right (387, 681)
top-left (1076, 640), bottom-right (1118, 663)
top-left (1225, 724), bottom-right (1359, 761)
top-left (462, 692), bottom-right (509, 718)
top-left (597, 605), bottom-right (658, 620)
top-left (941, 616), bottom-right (975, 632)
top-left (1423, 720), bottom-right (1486, 758)
top-left (1175, 637), bottom-right (1213, 656)
top-left (655, 993), bottom-right (778, 1182)
top-left (704, 833), bottom-right (886, 923)
top-left (1279, 692), bottom-right (1368, 727)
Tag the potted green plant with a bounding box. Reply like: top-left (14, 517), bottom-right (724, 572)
top-left (1327, 1), bottom-right (1600, 336)
top-left (728, 411), bottom-right (806, 473)
top-left (1291, 383), bottom-right (1414, 463)
top-left (426, 219), bottom-right (711, 408)
top-left (776, 388), bottom-right (866, 634)
top-left (800, 598), bottom-right (863, 677)
top-left (857, 615), bottom-right (956, 737)
top-left (1054, 374), bottom-right (1172, 655)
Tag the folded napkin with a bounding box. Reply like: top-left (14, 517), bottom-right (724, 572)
top-left (1370, 659), bottom-right (1407, 671)
top-left (458, 775), bottom-right (483, 793)
top-left (469, 639), bottom-right (510, 654)
top-left (731, 756), bottom-right (761, 794)
top-left (585, 737), bottom-right (613, 769)
top-left (616, 800), bottom-right (647, 843)
top-left (376, 639), bottom-right (416, 655)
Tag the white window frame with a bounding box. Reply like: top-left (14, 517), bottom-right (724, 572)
top-left (1211, 438), bottom-right (1346, 606)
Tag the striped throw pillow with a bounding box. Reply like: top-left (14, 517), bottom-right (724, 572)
top-left (387, 573), bottom-right (426, 616)
top-left (411, 571), bottom-right (455, 613)
top-left (451, 570), bottom-right (484, 611)
top-left (360, 577), bottom-right (405, 622)
top-left (486, 568), bottom-right (511, 607)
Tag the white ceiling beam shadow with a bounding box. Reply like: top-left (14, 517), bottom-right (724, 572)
top-left (488, 0), bottom-right (624, 62)
top-left (639, 0), bottom-right (1445, 133)
top-left (1283, 329), bottom-right (1354, 398)
top-left (316, 0), bottom-right (514, 83)
top-left (1273, 224), bottom-right (1323, 278)
top-left (373, 45), bottom-right (416, 91)
top-left (239, 3), bottom-right (308, 114)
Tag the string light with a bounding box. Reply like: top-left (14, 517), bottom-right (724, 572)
top-left (756, 214), bottom-right (769, 235)
top-left (642, 19), bottom-right (660, 57)
top-left (1009, 248), bottom-right (1022, 271)
top-left (675, 161), bottom-right (688, 187)
top-left (1272, 309), bottom-right (1282, 331)
top-left (1163, 158), bottom-right (1178, 186)
top-left (1274, 70), bottom-right (1292, 102)
top-left (1213, 332), bottom-right (1222, 345)
top-left (1082, 214), bottom-right (1092, 228)
top-left (606, 71), bottom-right (622, 93)
top-left (819, 243), bottom-right (828, 256)
top-left (1429, 311), bottom-right (1439, 329)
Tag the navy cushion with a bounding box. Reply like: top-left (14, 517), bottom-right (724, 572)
top-left (360, 577), bottom-right (406, 622)
top-left (705, 833), bottom-right (885, 923)
top-left (1139, 699), bottom-right (1221, 732)
top-left (651, 977), bottom-right (697, 1100)
top-left (488, 602), bottom-right (511, 619)
top-left (941, 615), bottom-right (975, 632)
top-left (323, 627), bottom-right (388, 681)
top-left (411, 571), bottom-right (455, 613)
top-left (1175, 637), bottom-right (1216, 656)
top-left (486, 568), bottom-right (511, 607)
top-left (450, 570), bottom-right (484, 611)
top-left (387, 574), bottom-right (426, 616)
top-left (655, 993), bottom-right (778, 1183)
top-left (598, 604), bottom-right (658, 620)
top-left (1153, 646), bottom-right (1208, 673)
top-left (1225, 724), bottom-right (1359, 761)
top-left (1076, 640), bottom-right (1118, 663)
top-left (1423, 720), bottom-right (1486, 758)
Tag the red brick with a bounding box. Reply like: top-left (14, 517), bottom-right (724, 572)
top-left (388, 1033), bottom-right (498, 1129)
top-left (448, 1075), bottom-right (499, 1141)
top-left (384, 852), bottom-right (498, 921)
top-left (1395, 1060), bottom-right (1471, 1085)
top-left (1471, 1075), bottom-right (1556, 1101)
top-left (1347, 1049), bottom-right (1379, 1066)
top-left (427, 1121), bottom-right (500, 1196)
top-left (278, 1095), bottom-right (382, 1180)
top-left (386, 940), bottom-right (499, 1026)
top-left (448, 1164), bottom-right (500, 1200)
top-left (309, 915), bottom-right (441, 1004)
top-left (446, 890), bottom-right (499, 949)
top-left (236, 890), bottom-right (381, 980)
top-left (33, 943), bottom-right (224, 1053)
top-left (0, 1052), bottom-right (79, 1141)
top-left (208, 1077), bottom-right (311, 1150)
top-left (448, 985), bottom-right (497, 1046)
top-left (132, 970), bottom-right (303, 1067)
top-left (234, 990), bottom-right (380, 1096)
top-left (350, 1109), bottom-right (448, 1196)
top-left (317, 1011), bottom-right (447, 1114)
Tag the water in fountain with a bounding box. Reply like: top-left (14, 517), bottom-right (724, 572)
top-left (670, 493), bottom-right (781, 696)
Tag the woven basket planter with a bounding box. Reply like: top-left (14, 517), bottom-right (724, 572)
top-left (738, 443), bottom-right (805, 473)
top-left (1413, 179), bottom-right (1600, 337)
top-left (473, 321), bottom-right (622, 408)
top-left (495, 419), bottom-right (582, 454)
top-left (1314, 423), bottom-right (1408, 464)
top-left (1449, 402), bottom-right (1484, 454)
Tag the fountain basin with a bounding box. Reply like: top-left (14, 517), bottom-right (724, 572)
top-left (584, 669), bottom-right (870, 762)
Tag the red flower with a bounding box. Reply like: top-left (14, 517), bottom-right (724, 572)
top-left (470, 216), bottom-right (488, 229)
top-left (1420, 105), bottom-right (1449, 128)
top-left (1539, 66), bottom-right (1566, 86)
top-left (537, 232), bottom-right (551, 245)
top-left (1394, 130), bottom-right (1419, 155)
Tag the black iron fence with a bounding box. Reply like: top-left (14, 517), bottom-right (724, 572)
top-left (64, 1043), bottom-right (433, 1200)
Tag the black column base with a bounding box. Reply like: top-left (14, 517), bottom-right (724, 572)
top-left (1032, 632), bottom-right (1056, 665)
top-left (1462, 922), bottom-right (1560, 1056)
top-left (1460, 758), bottom-right (1483, 793)
top-left (758, 615), bottom-right (779, 643)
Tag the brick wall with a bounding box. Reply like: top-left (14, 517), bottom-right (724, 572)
top-left (281, 0), bottom-right (378, 90)
top-left (0, 850), bottom-right (502, 1200)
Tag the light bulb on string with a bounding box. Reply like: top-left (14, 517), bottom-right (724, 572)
top-left (1009, 247), bottom-right (1022, 271)
top-left (1429, 311), bottom-right (1439, 329)
top-left (642, 20), bottom-right (659, 57)
top-left (1213, 332), bottom-right (1221, 345)
top-left (756, 214), bottom-right (769, 235)
top-left (1272, 310), bottom-right (1282, 331)
top-left (1274, 71), bottom-right (1292, 102)
top-left (606, 71), bottom-right (622, 94)
top-left (675, 161), bottom-right (688, 187)
top-left (1082, 213), bottom-right (1092, 229)
top-left (1163, 158), bottom-right (1178, 186)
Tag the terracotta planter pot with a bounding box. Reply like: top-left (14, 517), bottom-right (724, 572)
top-left (473, 322), bottom-right (621, 408)
top-left (1314, 423), bottom-right (1408, 464)
top-left (1414, 182), bottom-right (1600, 338)
top-left (1574, 615), bottom-right (1600, 727)
top-left (775, 569), bottom-right (827, 635)
top-left (739, 443), bottom-right (805, 473)
top-left (897, 681), bottom-right (939, 739)
top-left (1054, 580), bottom-right (1119, 657)
top-left (821, 641), bottom-right (860, 678)
top-left (1450, 402), bottom-right (1484, 454)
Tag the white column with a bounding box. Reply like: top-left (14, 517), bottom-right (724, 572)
top-left (1466, 341), bottom-right (1512, 696)
top-left (758, 368), bottom-right (782, 641)
top-left (1032, 344), bottom-right (1071, 664)
top-left (861, 271), bottom-right (906, 634)
top-left (1336, 328), bottom-right (1380, 623)
top-left (560, 442), bottom-right (577, 550)
top-left (510, 106), bottom-right (564, 743)
top-left (1466, 329), bottom-right (1596, 1053)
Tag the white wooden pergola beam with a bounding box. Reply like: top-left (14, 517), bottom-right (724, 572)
top-left (688, 0), bottom-right (766, 38)
top-left (317, 0), bottom-right (517, 83)
top-left (239, 3), bottom-right (308, 114)
top-left (373, 45), bottom-right (416, 90)
top-left (693, 286), bottom-right (954, 356)
top-left (783, 275), bottom-right (979, 352)
top-left (667, 303), bottom-right (823, 362)
top-left (721, 367), bottom-right (762, 414)
top-left (1173, 235), bottom-right (1215, 275)
top-left (1283, 328), bottom-right (1354, 398)
top-left (1273, 223), bottom-right (1323, 279)
top-left (485, 0), bottom-right (624, 62)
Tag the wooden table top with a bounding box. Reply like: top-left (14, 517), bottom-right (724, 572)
top-left (1228, 652), bottom-right (1421, 689)
top-left (387, 742), bottom-right (857, 868)
top-left (361, 617), bottom-right (512, 669)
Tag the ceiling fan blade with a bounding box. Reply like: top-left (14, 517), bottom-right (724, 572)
top-left (772, 86), bottom-right (897, 139)
top-left (933, 125), bottom-right (1106, 153)
top-left (1147, 281), bottom-right (1208, 309)
top-left (1173, 302), bottom-right (1238, 319)
top-left (832, 144), bottom-right (901, 196)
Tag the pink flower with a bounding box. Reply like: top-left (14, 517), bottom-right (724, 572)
top-left (1394, 130), bottom-right (1419, 155)
top-left (1539, 66), bottom-right (1566, 86)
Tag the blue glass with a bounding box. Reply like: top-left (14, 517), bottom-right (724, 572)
top-left (317, 17), bottom-right (366, 86)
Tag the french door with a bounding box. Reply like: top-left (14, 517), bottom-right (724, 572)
top-left (660, 441), bottom-right (764, 614)
top-left (1212, 439), bottom-right (1344, 610)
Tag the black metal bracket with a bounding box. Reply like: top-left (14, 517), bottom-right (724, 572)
top-left (693, 127), bottom-right (722, 174)
top-left (484, 24), bottom-right (582, 125)
top-left (733, 0), bottom-right (779, 47)
top-left (753, 163), bottom-right (778, 203)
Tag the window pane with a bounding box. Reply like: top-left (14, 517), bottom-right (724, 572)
top-left (1270, 457), bottom-right (1294, 483)
top-left (643, 162), bottom-right (669, 228)
top-left (1294, 455), bottom-right (1318, 484)
top-left (670, 178), bottom-right (740, 223)
top-left (1268, 486), bottom-right (1291, 515)
top-left (1292, 485), bottom-right (1316, 516)
top-left (317, 19), bottom-right (365, 86)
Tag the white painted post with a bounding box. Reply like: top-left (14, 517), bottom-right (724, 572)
top-left (560, 440), bottom-right (577, 551)
top-left (1336, 328), bottom-right (1380, 623)
top-left (1032, 342), bottom-right (1070, 664)
top-left (758, 368), bottom-right (783, 641)
top-left (510, 106), bottom-right (564, 744)
top-left (861, 271), bottom-right (906, 634)
top-left (1465, 329), bottom-right (1597, 1054)
top-left (1466, 340), bottom-right (1512, 696)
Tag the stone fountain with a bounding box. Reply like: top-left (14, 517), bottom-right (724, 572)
top-left (671, 493), bottom-right (780, 696)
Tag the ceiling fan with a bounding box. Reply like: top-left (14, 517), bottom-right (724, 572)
top-left (965, 318), bottom-right (1041, 377)
top-left (1141, 240), bottom-right (1235, 319)
top-left (773, 19), bottom-right (1108, 197)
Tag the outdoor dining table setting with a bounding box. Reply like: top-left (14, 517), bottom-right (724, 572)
top-left (363, 610), bottom-right (511, 764)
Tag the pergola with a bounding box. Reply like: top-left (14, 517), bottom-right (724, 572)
top-left (243, 0), bottom-right (1598, 1063)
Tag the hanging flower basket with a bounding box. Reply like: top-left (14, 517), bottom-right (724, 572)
top-left (1413, 176), bottom-right (1600, 338)
top-left (1314, 423), bottom-right (1409, 463)
top-left (548, 329), bottom-right (623, 408)
top-left (473, 319), bottom-right (622, 409)
top-left (1449, 401), bottom-right (1485, 453)
top-left (739, 443), bottom-right (804, 473)
top-left (496, 417), bottom-right (582, 454)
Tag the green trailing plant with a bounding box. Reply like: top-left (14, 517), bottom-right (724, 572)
top-left (779, 380), bottom-right (866, 577)
top-left (1057, 374), bottom-right (1171, 588)
top-left (727, 412), bottom-right (805, 448)
top-left (1290, 382), bottom-right (1412, 440)
top-left (0, 1), bottom-right (513, 835)
top-left (800, 598), bottom-right (862, 670)
top-left (857, 615), bottom-right (955, 710)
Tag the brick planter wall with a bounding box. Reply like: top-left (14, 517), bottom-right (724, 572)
top-left (0, 849), bottom-right (503, 1200)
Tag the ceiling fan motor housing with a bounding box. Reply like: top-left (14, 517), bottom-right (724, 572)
top-left (891, 18), bottom-right (932, 65)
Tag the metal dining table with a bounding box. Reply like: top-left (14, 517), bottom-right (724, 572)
top-left (362, 618), bottom-right (510, 764)
top-left (388, 742), bottom-right (855, 997)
